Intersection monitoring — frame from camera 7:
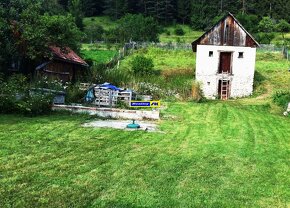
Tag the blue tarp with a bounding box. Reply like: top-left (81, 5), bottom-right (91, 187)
top-left (100, 83), bottom-right (121, 91)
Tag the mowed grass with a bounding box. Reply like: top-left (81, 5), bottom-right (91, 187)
top-left (0, 102), bottom-right (289, 207)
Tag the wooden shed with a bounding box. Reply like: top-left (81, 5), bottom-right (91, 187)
top-left (192, 12), bottom-right (259, 100)
top-left (36, 46), bottom-right (89, 82)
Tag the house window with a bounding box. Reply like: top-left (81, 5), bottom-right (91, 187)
top-left (209, 51), bottom-right (213, 57)
top-left (238, 52), bottom-right (244, 58)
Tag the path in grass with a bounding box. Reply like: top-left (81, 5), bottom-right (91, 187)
top-left (0, 102), bottom-right (289, 207)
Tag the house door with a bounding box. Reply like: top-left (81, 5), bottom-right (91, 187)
top-left (219, 52), bottom-right (232, 73)
top-left (218, 80), bottom-right (230, 100)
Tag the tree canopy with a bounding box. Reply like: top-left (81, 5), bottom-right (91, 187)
top-left (0, 0), bottom-right (82, 74)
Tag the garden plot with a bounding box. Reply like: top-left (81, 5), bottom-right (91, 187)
top-left (82, 119), bottom-right (158, 132)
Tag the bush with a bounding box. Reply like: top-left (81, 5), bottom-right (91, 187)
top-left (0, 75), bottom-right (59, 116)
top-left (66, 83), bottom-right (85, 104)
top-left (85, 24), bottom-right (104, 42)
top-left (165, 30), bottom-right (171, 36)
top-left (272, 90), bottom-right (290, 107)
top-left (19, 94), bottom-right (53, 116)
top-left (33, 76), bottom-right (64, 91)
top-left (137, 82), bottom-right (164, 100)
top-left (174, 27), bottom-right (185, 36)
top-left (131, 55), bottom-right (154, 75)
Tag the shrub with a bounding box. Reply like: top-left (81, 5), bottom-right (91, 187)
top-left (66, 83), bottom-right (85, 104)
top-left (272, 90), bottom-right (290, 107)
top-left (174, 27), bottom-right (185, 36)
top-left (33, 76), bottom-right (64, 91)
top-left (131, 55), bottom-right (154, 75)
top-left (0, 75), bottom-right (58, 116)
top-left (85, 24), bottom-right (104, 42)
top-left (19, 94), bottom-right (53, 116)
top-left (137, 82), bottom-right (164, 100)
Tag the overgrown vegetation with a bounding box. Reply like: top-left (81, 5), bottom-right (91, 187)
top-left (272, 90), bottom-right (290, 107)
top-left (0, 74), bottom-right (54, 116)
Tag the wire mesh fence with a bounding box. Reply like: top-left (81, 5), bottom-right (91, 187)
top-left (98, 42), bottom-right (289, 70)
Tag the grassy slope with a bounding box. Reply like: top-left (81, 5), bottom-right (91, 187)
top-left (254, 52), bottom-right (290, 99)
top-left (80, 44), bottom-right (118, 64)
top-left (0, 102), bottom-right (289, 207)
top-left (120, 47), bottom-right (196, 71)
top-left (160, 24), bottom-right (203, 43)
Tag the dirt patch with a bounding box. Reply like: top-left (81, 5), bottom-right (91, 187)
top-left (82, 120), bottom-right (158, 132)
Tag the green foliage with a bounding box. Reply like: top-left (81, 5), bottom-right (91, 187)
top-left (84, 24), bottom-right (104, 42)
top-left (236, 13), bottom-right (259, 33)
top-left (159, 25), bottom-right (203, 43)
top-left (0, 0), bottom-right (82, 74)
top-left (65, 83), bottom-right (85, 104)
top-left (19, 94), bottom-right (53, 116)
top-left (0, 74), bottom-right (53, 116)
top-left (272, 90), bottom-right (290, 107)
top-left (131, 55), bottom-right (154, 75)
top-left (174, 27), bottom-right (185, 36)
top-left (111, 14), bottom-right (161, 43)
top-left (256, 32), bottom-right (276, 44)
top-left (33, 76), bottom-right (64, 91)
top-left (103, 0), bottom-right (128, 20)
top-left (68, 0), bottom-right (84, 30)
top-left (258, 17), bottom-right (275, 33)
top-left (276, 20), bottom-right (290, 34)
top-left (255, 17), bottom-right (276, 44)
top-left (276, 19), bottom-right (290, 45)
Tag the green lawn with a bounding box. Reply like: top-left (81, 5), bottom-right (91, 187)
top-left (0, 102), bottom-right (289, 207)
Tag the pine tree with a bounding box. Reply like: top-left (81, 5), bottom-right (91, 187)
top-left (104, 0), bottom-right (128, 20)
top-left (177, 0), bottom-right (191, 24)
top-left (82, 0), bottom-right (104, 16)
top-left (68, 0), bottom-right (84, 30)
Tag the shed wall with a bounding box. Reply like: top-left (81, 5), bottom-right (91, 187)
top-left (196, 45), bottom-right (256, 99)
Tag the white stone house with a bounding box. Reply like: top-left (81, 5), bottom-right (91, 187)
top-left (192, 13), bottom-right (259, 100)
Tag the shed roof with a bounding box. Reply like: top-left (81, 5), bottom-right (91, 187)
top-left (50, 46), bottom-right (88, 66)
top-left (192, 12), bottom-right (259, 52)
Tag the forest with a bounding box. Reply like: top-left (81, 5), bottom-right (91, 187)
top-left (1, 0), bottom-right (290, 75)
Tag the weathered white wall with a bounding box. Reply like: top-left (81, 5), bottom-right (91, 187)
top-left (52, 105), bottom-right (160, 120)
top-left (195, 45), bottom-right (256, 99)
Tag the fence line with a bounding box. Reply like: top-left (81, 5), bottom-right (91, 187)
top-left (94, 42), bottom-right (289, 69)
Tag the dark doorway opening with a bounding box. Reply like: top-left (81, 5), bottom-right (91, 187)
top-left (219, 52), bottom-right (232, 73)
